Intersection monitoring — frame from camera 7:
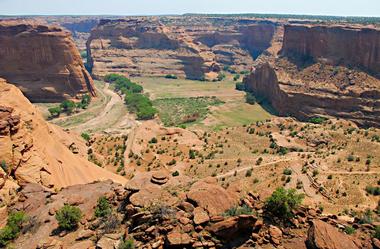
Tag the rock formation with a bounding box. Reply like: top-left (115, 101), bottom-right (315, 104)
top-left (0, 78), bottom-right (126, 204)
top-left (87, 17), bottom-right (276, 80)
top-left (0, 20), bottom-right (96, 102)
top-left (244, 24), bottom-right (380, 128)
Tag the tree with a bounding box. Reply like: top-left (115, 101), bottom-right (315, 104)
top-left (235, 82), bottom-right (245, 91)
top-left (0, 211), bottom-right (27, 247)
top-left (245, 92), bottom-right (256, 105)
top-left (55, 205), bottom-right (82, 231)
top-left (60, 100), bottom-right (76, 114)
top-left (81, 133), bottom-right (91, 142)
top-left (95, 196), bottom-right (112, 218)
top-left (265, 188), bottom-right (304, 219)
top-left (48, 106), bottom-right (62, 118)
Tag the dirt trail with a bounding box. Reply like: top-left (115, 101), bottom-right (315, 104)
top-left (216, 158), bottom-right (292, 179)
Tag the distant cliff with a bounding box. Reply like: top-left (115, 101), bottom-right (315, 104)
top-left (87, 18), bottom-right (276, 80)
top-left (281, 25), bottom-right (380, 77)
top-left (244, 24), bottom-right (380, 128)
top-left (0, 20), bottom-right (96, 102)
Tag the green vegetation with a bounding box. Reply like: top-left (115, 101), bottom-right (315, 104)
top-left (118, 237), bottom-right (135, 249)
top-left (217, 72), bottom-right (226, 81)
top-left (95, 196), bottom-right (112, 218)
top-left (81, 132), bottom-right (91, 142)
top-left (265, 187), bottom-right (304, 219)
top-left (55, 205), bottom-right (82, 231)
top-left (223, 204), bottom-right (253, 217)
top-left (283, 168), bottom-right (292, 175)
top-left (365, 185), bottom-right (380, 196)
top-left (308, 116), bottom-right (328, 124)
top-left (235, 82), bottom-right (245, 91)
top-left (172, 171), bottom-right (180, 177)
top-left (245, 92), bottom-right (256, 105)
top-left (233, 74), bottom-right (241, 81)
top-left (48, 95), bottom-right (92, 118)
top-left (1, 160), bottom-right (7, 173)
top-left (344, 226), bottom-right (356, 235)
top-left (105, 74), bottom-right (156, 120)
top-left (165, 74), bottom-right (178, 79)
top-left (375, 226), bottom-right (380, 240)
top-left (0, 211), bottom-right (28, 247)
top-left (153, 97), bottom-right (223, 126)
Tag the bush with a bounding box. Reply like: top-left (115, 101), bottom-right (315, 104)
top-left (375, 226), bottom-right (380, 239)
top-left (81, 133), bottom-right (91, 142)
top-left (0, 211), bottom-right (27, 247)
top-left (224, 204), bottom-right (253, 217)
top-left (245, 92), bottom-right (256, 105)
top-left (1, 160), bottom-right (7, 173)
top-left (189, 149), bottom-right (196, 159)
top-left (118, 237), bottom-right (135, 249)
top-left (55, 205), bottom-right (82, 231)
top-left (283, 168), bottom-right (292, 175)
top-left (78, 94), bottom-right (91, 109)
top-left (235, 82), bottom-right (245, 91)
top-left (217, 73), bottom-right (226, 81)
top-left (60, 100), bottom-right (76, 114)
top-left (48, 106), bottom-right (62, 117)
top-left (366, 186), bottom-right (380, 196)
top-left (95, 197), bottom-right (112, 218)
top-left (265, 188), bottom-right (304, 219)
top-left (344, 226), bottom-right (356, 235)
top-left (172, 171), bottom-right (179, 177)
top-left (245, 169), bottom-right (253, 177)
top-left (233, 74), bottom-right (241, 81)
top-left (309, 117), bottom-right (327, 124)
top-left (165, 74), bottom-right (178, 79)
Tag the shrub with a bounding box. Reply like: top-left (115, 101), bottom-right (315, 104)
top-left (344, 226), bottom-right (356, 235)
top-left (217, 72), bottom-right (226, 81)
top-left (233, 74), bottom-right (241, 81)
top-left (375, 226), bottom-right (380, 239)
top-left (55, 205), bottom-right (82, 231)
top-left (118, 237), bottom-right (135, 249)
top-left (309, 117), bottom-right (327, 124)
top-left (81, 133), bottom-right (91, 142)
top-left (0, 211), bottom-right (27, 247)
top-left (366, 186), bottom-right (380, 196)
top-left (265, 188), bottom-right (304, 219)
top-left (1, 160), bottom-right (7, 173)
top-left (60, 100), bottom-right (76, 114)
top-left (95, 196), bottom-right (112, 218)
top-left (48, 106), bottom-right (62, 117)
top-left (172, 171), bottom-right (179, 177)
top-left (245, 169), bottom-right (253, 177)
top-left (149, 137), bottom-right (158, 144)
top-left (283, 168), bottom-right (292, 175)
top-left (245, 92), bottom-right (256, 105)
top-left (235, 82), bottom-right (245, 91)
top-left (189, 149), bottom-right (196, 159)
top-left (78, 94), bottom-right (91, 109)
top-left (165, 74), bottom-right (178, 79)
top-left (224, 204), bottom-right (253, 217)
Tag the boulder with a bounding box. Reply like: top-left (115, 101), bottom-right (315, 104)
top-left (187, 181), bottom-right (236, 216)
top-left (306, 220), bottom-right (360, 249)
top-left (193, 207), bottom-right (210, 225)
top-left (269, 225), bottom-right (282, 245)
top-left (207, 215), bottom-right (257, 239)
top-left (166, 232), bottom-right (192, 246)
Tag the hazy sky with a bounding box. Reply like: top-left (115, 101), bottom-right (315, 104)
top-left (0, 0), bottom-right (379, 17)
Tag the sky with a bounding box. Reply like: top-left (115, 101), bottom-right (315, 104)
top-left (0, 0), bottom-right (379, 17)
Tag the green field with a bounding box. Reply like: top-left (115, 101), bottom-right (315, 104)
top-left (153, 97), bottom-right (223, 126)
top-left (132, 76), bottom-right (273, 130)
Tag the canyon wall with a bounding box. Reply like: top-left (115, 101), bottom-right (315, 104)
top-left (244, 24), bottom-right (380, 127)
top-left (87, 17), bottom-right (276, 80)
top-left (0, 20), bottom-right (96, 102)
top-left (281, 25), bottom-right (380, 77)
top-left (0, 78), bottom-right (126, 203)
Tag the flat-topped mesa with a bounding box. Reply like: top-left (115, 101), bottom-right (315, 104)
top-left (0, 20), bottom-right (96, 102)
top-left (281, 24), bottom-right (380, 78)
top-left (87, 17), bottom-right (277, 80)
top-left (244, 24), bottom-right (380, 128)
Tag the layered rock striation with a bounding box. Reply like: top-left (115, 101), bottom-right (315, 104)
top-left (87, 17), bottom-right (276, 80)
top-left (245, 24), bottom-right (380, 128)
top-left (0, 20), bottom-right (96, 102)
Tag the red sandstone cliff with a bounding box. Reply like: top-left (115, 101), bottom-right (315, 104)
top-left (281, 24), bottom-right (380, 77)
top-left (0, 20), bottom-right (96, 102)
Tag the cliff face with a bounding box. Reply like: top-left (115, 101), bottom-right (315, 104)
top-left (0, 78), bottom-right (126, 203)
top-left (87, 17), bottom-right (276, 80)
top-left (244, 60), bottom-right (380, 128)
top-left (0, 21), bottom-right (96, 102)
top-left (281, 25), bottom-right (380, 77)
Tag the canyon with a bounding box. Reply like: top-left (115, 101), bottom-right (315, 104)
top-left (86, 17), bottom-right (276, 80)
top-left (0, 20), bottom-right (96, 102)
top-left (244, 24), bottom-right (380, 127)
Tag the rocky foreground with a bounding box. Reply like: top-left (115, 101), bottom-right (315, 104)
top-left (0, 20), bottom-right (96, 102)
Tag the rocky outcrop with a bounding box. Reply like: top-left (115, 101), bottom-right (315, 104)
top-left (0, 20), bottom-right (96, 102)
top-left (244, 24), bottom-right (380, 128)
top-left (306, 220), bottom-right (359, 249)
top-left (0, 78), bottom-right (126, 204)
top-left (281, 24), bottom-right (380, 77)
top-left (87, 17), bottom-right (276, 80)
